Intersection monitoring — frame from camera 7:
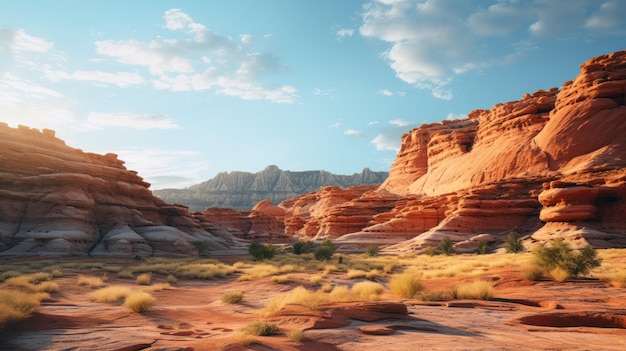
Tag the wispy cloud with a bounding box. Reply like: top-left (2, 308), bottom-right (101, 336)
top-left (344, 129), bottom-right (365, 138)
top-left (45, 70), bottom-right (144, 88)
top-left (336, 28), bottom-right (354, 40)
top-left (360, 0), bottom-right (626, 100)
top-left (313, 87), bottom-right (335, 96)
top-left (85, 112), bottom-right (180, 130)
top-left (114, 147), bottom-right (208, 189)
top-left (376, 89), bottom-right (405, 97)
top-left (370, 118), bottom-right (418, 151)
top-left (95, 9), bottom-right (297, 103)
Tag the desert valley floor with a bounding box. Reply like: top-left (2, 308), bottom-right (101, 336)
top-left (1, 250), bottom-right (625, 351)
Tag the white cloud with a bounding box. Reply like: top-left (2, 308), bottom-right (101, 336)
top-left (114, 147), bottom-right (208, 189)
top-left (446, 113), bottom-right (466, 120)
top-left (85, 112), bottom-right (180, 130)
top-left (370, 118), bottom-right (418, 151)
top-left (313, 87), bottom-right (335, 96)
top-left (336, 28), bottom-right (354, 39)
top-left (344, 129), bottom-right (365, 138)
top-left (359, 0), bottom-right (626, 100)
top-left (8, 29), bottom-right (54, 53)
top-left (376, 89), bottom-right (405, 96)
top-left (45, 70), bottom-right (144, 87)
top-left (95, 9), bottom-right (296, 103)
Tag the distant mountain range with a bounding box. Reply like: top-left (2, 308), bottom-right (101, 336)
top-left (153, 165), bottom-right (389, 211)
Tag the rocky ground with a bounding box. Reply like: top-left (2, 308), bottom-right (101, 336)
top-left (1, 252), bottom-right (625, 351)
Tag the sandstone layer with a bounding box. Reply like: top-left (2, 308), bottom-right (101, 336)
top-left (0, 124), bottom-right (244, 256)
top-left (277, 51), bottom-right (626, 252)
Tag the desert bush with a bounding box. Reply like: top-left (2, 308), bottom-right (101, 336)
top-left (166, 274), bottom-right (177, 285)
top-left (437, 237), bottom-right (455, 256)
top-left (271, 275), bottom-right (291, 284)
top-left (124, 291), bottom-right (156, 313)
top-left (533, 240), bottom-right (602, 279)
top-left (249, 242), bottom-right (276, 261)
top-left (309, 274), bottom-right (324, 286)
top-left (388, 271), bottom-right (423, 299)
top-left (77, 275), bottom-right (106, 288)
top-left (34, 281), bottom-right (59, 293)
top-left (365, 245), bottom-right (379, 256)
top-left (365, 269), bottom-right (383, 280)
top-left (314, 239), bottom-right (337, 261)
top-left (292, 239), bottom-right (314, 255)
top-left (176, 263), bottom-right (236, 279)
top-left (287, 329), bottom-right (305, 342)
top-left (351, 281), bottom-right (385, 301)
top-left (241, 321), bottom-right (280, 336)
top-left (453, 280), bottom-right (495, 300)
top-left (89, 286), bottom-right (133, 303)
top-left (221, 291), bottom-right (244, 304)
top-left (504, 232), bottom-right (524, 253)
top-left (521, 264), bottom-right (544, 281)
top-left (0, 289), bottom-right (42, 327)
top-left (319, 283), bottom-right (333, 293)
top-left (550, 267), bottom-right (570, 282)
top-left (476, 241), bottom-right (489, 255)
top-left (5, 274), bottom-right (57, 293)
top-left (118, 270), bottom-right (135, 279)
top-left (264, 286), bottom-right (323, 313)
top-left (0, 270), bottom-right (23, 282)
top-left (346, 269), bottom-right (368, 279)
top-left (136, 273), bottom-right (152, 285)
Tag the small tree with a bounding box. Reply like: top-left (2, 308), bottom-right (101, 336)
top-left (533, 240), bottom-right (602, 279)
top-left (249, 242), bottom-right (276, 261)
top-left (314, 239), bottom-right (337, 261)
top-left (365, 245), bottom-right (379, 256)
top-left (476, 241), bottom-right (489, 255)
top-left (292, 239), bottom-right (314, 255)
top-left (504, 232), bottom-right (524, 253)
top-left (437, 237), bottom-right (455, 256)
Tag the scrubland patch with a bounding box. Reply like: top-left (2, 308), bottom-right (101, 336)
top-left (77, 275), bottom-right (106, 288)
top-left (452, 280), bottom-right (495, 300)
top-left (124, 291), bottom-right (156, 313)
top-left (0, 289), bottom-right (46, 327)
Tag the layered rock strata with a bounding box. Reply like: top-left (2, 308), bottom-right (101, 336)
top-left (0, 123), bottom-right (243, 256)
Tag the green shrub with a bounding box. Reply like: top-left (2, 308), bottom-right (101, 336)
top-left (241, 321), bottom-right (280, 336)
top-left (314, 239), bottom-right (336, 261)
top-left (476, 242), bottom-right (488, 255)
top-left (292, 239), bottom-right (314, 255)
top-left (221, 291), bottom-right (244, 304)
top-left (504, 232), bottom-right (524, 253)
top-left (533, 240), bottom-right (602, 279)
top-left (437, 237), bottom-right (455, 256)
top-left (249, 242), bottom-right (276, 261)
top-left (365, 245), bottom-right (379, 256)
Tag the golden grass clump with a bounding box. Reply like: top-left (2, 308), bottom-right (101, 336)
top-left (388, 271), bottom-right (423, 299)
top-left (309, 274), bottom-right (324, 286)
top-left (166, 274), bottom-right (177, 285)
top-left (117, 270), bottom-right (135, 279)
top-left (271, 274), bottom-right (291, 284)
top-left (346, 269), bottom-right (368, 279)
top-left (453, 280), bottom-right (495, 300)
top-left (264, 286), bottom-right (323, 314)
top-left (319, 283), bottom-right (333, 293)
top-left (5, 274), bottom-right (58, 293)
top-left (124, 291), bottom-right (156, 313)
top-left (221, 291), bottom-right (244, 304)
top-left (0, 289), bottom-right (44, 327)
top-left (521, 264), bottom-right (544, 281)
top-left (550, 267), bottom-right (571, 282)
top-left (135, 273), bottom-right (152, 285)
top-left (89, 286), bottom-right (133, 303)
top-left (240, 320), bottom-right (280, 336)
top-left (77, 275), bottom-right (106, 288)
top-left (351, 281), bottom-right (385, 301)
top-left (287, 329), bottom-right (305, 342)
top-left (601, 272), bottom-right (626, 288)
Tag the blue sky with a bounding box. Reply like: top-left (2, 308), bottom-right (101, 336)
top-left (1, 0), bottom-right (625, 189)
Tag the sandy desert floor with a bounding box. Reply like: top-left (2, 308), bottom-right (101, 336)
top-left (0, 251), bottom-right (625, 351)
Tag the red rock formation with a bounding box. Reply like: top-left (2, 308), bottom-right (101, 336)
top-left (279, 51), bottom-right (626, 252)
top-left (0, 123), bottom-right (242, 256)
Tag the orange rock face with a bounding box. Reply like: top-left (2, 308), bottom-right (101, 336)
top-left (280, 51), bottom-right (626, 252)
top-left (0, 123), bottom-right (241, 256)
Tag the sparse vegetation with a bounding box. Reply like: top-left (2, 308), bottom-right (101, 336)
top-left (292, 239), bottom-right (314, 255)
top-left (287, 329), bottom-right (305, 342)
top-left (477, 241), bottom-right (489, 255)
top-left (249, 242), bottom-right (276, 261)
top-left (221, 291), bottom-right (244, 304)
top-left (314, 239), bottom-right (336, 261)
top-left (521, 263), bottom-right (544, 281)
top-left (366, 245), bottom-right (379, 256)
top-left (89, 286), bottom-right (133, 303)
top-left (135, 273), bottom-right (152, 285)
top-left (437, 237), bottom-right (455, 256)
top-left (77, 275), bottom-right (106, 288)
top-left (388, 270), bottom-right (423, 299)
top-left (452, 280), bottom-right (495, 300)
top-left (241, 321), bottom-right (280, 336)
top-left (124, 291), bottom-right (156, 313)
top-left (533, 240), bottom-right (602, 279)
top-left (504, 232), bottom-right (524, 253)
top-left (0, 289), bottom-right (44, 327)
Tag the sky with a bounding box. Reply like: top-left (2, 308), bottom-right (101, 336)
top-left (1, 0), bottom-right (625, 190)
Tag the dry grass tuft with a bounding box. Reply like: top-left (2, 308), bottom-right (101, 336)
top-left (388, 271), bottom-right (423, 299)
top-left (453, 280), bottom-right (495, 300)
top-left (0, 289), bottom-right (44, 327)
top-left (221, 291), bottom-right (244, 304)
top-left (77, 275), bottom-right (106, 288)
top-left (124, 291), bottom-right (156, 313)
top-left (240, 321), bottom-right (280, 336)
top-left (550, 267), bottom-right (571, 282)
top-left (135, 273), bottom-right (152, 285)
top-left (351, 281), bottom-right (385, 301)
top-left (89, 286), bottom-right (133, 303)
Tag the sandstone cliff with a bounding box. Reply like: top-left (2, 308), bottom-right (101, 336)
top-left (0, 124), bottom-right (244, 256)
top-left (153, 165), bottom-right (388, 211)
top-left (279, 51), bottom-right (626, 252)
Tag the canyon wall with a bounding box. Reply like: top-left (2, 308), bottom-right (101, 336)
top-left (0, 124), bottom-right (244, 256)
top-left (280, 51), bottom-right (626, 252)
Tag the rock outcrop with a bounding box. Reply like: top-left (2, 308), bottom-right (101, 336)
top-left (153, 165), bottom-right (388, 211)
top-left (0, 123), bottom-right (243, 256)
top-left (279, 51), bottom-right (626, 252)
